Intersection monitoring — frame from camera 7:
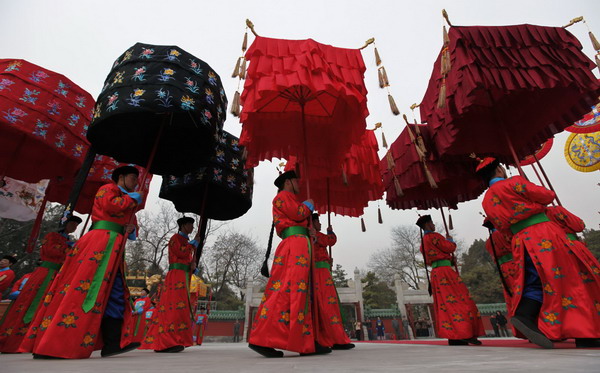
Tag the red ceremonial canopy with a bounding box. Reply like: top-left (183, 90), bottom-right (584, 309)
top-left (0, 59), bottom-right (93, 183)
top-left (382, 124), bottom-right (485, 210)
top-left (519, 138), bottom-right (553, 166)
top-left (420, 25), bottom-right (600, 163)
top-left (46, 155), bottom-right (151, 214)
top-left (289, 129), bottom-right (384, 217)
top-left (566, 100), bottom-right (600, 134)
top-left (239, 36), bottom-right (369, 178)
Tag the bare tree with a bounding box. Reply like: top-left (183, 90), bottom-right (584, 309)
top-left (368, 225), bottom-right (425, 289)
top-left (200, 230), bottom-right (262, 301)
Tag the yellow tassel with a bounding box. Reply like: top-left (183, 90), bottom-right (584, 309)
top-left (378, 207), bottom-right (383, 224)
top-left (232, 57), bottom-right (241, 78)
top-left (239, 58), bottom-right (247, 79)
top-left (590, 31), bottom-right (600, 51)
top-left (380, 67), bottom-right (390, 86)
top-left (361, 217), bottom-right (366, 232)
top-left (242, 32), bottom-right (248, 52)
top-left (388, 94), bottom-right (400, 115)
top-left (437, 79), bottom-right (447, 109)
top-left (342, 166), bottom-right (348, 185)
top-left (230, 91), bottom-right (241, 117)
top-left (381, 131), bottom-right (388, 148)
top-left (386, 151), bottom-right (394, 170)
top-left (374, 47), bottom-right (382, 66)
top-left (423, 162), bottom-right (438, 188)
top-left (378, 69), bottom-right (385, 88)
top-left (449, 213), bottom-right (454, 230)
top-left (443, 25), bottom-right (450, 45)
top-left (393, 176), bottom-right (403, 197)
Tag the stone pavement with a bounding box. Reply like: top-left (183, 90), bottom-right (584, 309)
top-left (2, 340), bottom-right (598, 373)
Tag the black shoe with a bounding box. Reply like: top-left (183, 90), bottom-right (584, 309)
top-left (101, 342), bottom-right (141, 358)
top-left (448, 339), bottom-right (469, 346)
top-left (575, 338), bottom-right (600, 348)
top-left (462, 337), bottom-right (482, 346)
top-left (33, 353), bottom-right (64, 359)
top-left (155, 345), bottom-right (185, 353)
top-left (511, 298), bottom-right (553, 349)
top-left (332, 343), bottom-right (356, 350)
top-left (300, 342), bottom-right (332, 356)
top-left (248, 343), bottom-right (284, 358)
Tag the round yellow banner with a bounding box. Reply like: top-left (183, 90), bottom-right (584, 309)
top-left (564, 131), bottom-right (600, 172)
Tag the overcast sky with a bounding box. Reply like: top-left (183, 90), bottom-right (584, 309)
top-left (2, 0), bottom-right (599, 275)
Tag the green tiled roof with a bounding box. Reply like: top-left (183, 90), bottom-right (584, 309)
top-left (476, 303), bottom-right (507, 315)
top-left (364, 308), bottom-right (402, 318)
top-left (207, 310), bottom-right (245, 320)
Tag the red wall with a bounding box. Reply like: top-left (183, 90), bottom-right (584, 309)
top-left (204, 320), bottom-right (245, 337)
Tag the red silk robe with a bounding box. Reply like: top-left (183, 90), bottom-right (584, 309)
top-left (141, 233), bottom-right (194, 350)
top-left (194, 312), bottom-right (208, 345)
top-left (312, 231), bottom-right (350, 347)
top-left (0, 232), bottom-right (69, 352)
top-left (20, 183), bottom-right (141, 358)
top-left (0, 268), bottom-right (15, 294)
top-left (249, 190), bottom-right (315, 354)
top-left (482, 176), bottom-right (600, 339)
top-left (424, 232), bottom-right (484, 339)
top-left (10, 273), bottom-right (32, 294)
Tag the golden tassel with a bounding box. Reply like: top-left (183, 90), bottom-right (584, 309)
top-left (449, 212), bottom-right (454, 230)
top-left (437, 78), bottom-right (447, 108)
top-left (423, 162), bottom-right (438, 188)
top-left (388, 94), bottom-right (400, 115)
top-left (381, 131), bottom-right (388, 148)
top-left (378, 69), bottom-right (385, 88)
top-left (595, 54), bottom-right (600, 71)
top-left (239, 58), bottom-right (247, 79)
top-left (590, 31), bottom-right (600, 51)
top-left (230, 91), bottom-right (241, 116)
top-left (232, 57), bottom-right (241, 78)
top-left (386, 151), bottom-right (394, 170)
top-left (242, 32), bottom-right (248, 52)
top-left (361, 217), bottom-right (367, 232)
top-left (342, 166), bottom-right (348, 185)
top-left (378, 207), bottom-right (383, 224)
top-left (380, 67), bottom-right (390, 87)
top-left (393, 176), bottom-right (403, 196)
top-left (374, 47), bottom-right (382, 66)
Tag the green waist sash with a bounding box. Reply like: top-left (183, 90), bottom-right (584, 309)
top-left (431, 259), bottom-right (452, 268)
top-left (82, 220), bottom-right (125, 313)
top-left (510, 213), bottom-right (550, 235)
top-left (21, 261), bottom-right (62, 324)
top-left (281, 226), bottom-right (308, 239)
top-left (169, 263), bottom-right (191, 272)
top-left (497, 253), bottom-right (513, 266)
top-left (566, 233), bottom-right (578, 241)
top-left (315, 261), bottom-right (330, 269)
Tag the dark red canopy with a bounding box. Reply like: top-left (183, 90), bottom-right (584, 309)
top-left (0, 59), bottom-right (94, 183)
top-left (382, 124), bottom-right (484, 210)
top-left (519, 138), bottom-right (553, 166)
top-left (239, 36), bottom-right (369, 178)
top-left (290, 130), bottom-right (384, 217)
top-left (420, 25), bottom-right (600, 163)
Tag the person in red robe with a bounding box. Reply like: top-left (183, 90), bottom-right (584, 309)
top-left (194, 306), bottom-right (208, 346)
top-left (8, 271), bottom-right (33, 300)
top-left (482, 219), bottom-right (523, 338)
top-left (416, 215), bottom-right (484, 346)
top-left (477, 158), bottom-right (600, 348)
top-left (0, 216), bottom-right (82, 353)
top-left (20, 166), bottom-right (144, 358)
top-left (0, 255), bottom-right (17, 295)
top-left (248, 170), bottom-right (330, 358)
top-left (310, 213), bottom-right (354, 350)
top-left (141, 217), bottom-right (198, 353)
top-left (130, 288), bottom-right (152, 344)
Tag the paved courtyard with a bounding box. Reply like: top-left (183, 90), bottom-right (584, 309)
top-left (2, 340), bottom-right (599, 372)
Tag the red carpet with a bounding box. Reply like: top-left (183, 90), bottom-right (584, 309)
top-left (358, 339), bottom-right (600, 349)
